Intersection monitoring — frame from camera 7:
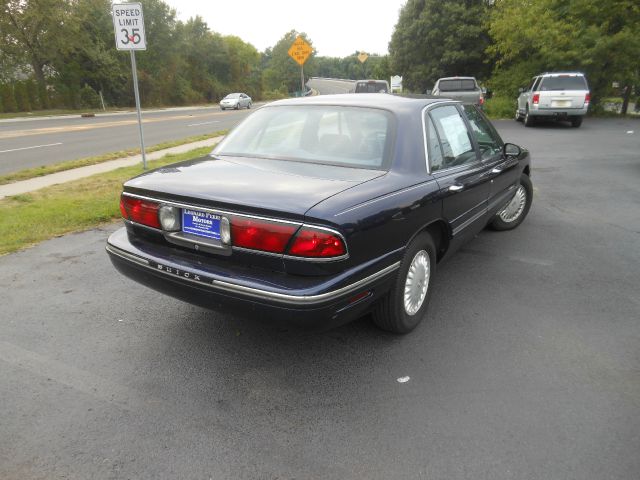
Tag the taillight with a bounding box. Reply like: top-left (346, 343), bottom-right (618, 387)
top-left (479, 96), bottom-right (485, 106)
top-left (120, 195), bottom-right (161, 229)
top-left (532, 93), bottom-right (540, 105)
top-left (585, 92), bottom-right (591, 103)
top-left (288, 227), bottom-right (346, 258)
top-left (231, 217), bottom-right (297, 253)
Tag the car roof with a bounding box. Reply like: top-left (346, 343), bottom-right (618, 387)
top-left (538, 72), bottom-right (585, 77)
top-left (437, 76), bottom-right (477, 81)
top-left (267, 93), bottom-right (454, 113)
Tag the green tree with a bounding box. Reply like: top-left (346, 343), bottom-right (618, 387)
top-left (389, 0), bottom-right (492, 92)
top-left (14, 81), bottom-right (31, 111)
top-left (224, 35), bottom-right (262, 99)
top-left (0, 83), bottom-right (17, 112)
top-left (488, 0), bottom-right (640, 107)
top-left (0, 0), bottom-right (72, 90)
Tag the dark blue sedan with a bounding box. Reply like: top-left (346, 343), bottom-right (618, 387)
top-left (107, 94), bottom-right (532, 333)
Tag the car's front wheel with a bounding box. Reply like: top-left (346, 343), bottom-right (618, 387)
top-left (373, 232), bottom-right (436, 334)
top-left (515, 108), bottom-right (522, 122)
top-left (247, 102), bottom-right (251, 109)
top-left (490, 174), bottom-right (533, 231)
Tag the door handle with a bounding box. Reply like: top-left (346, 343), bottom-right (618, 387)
top-left (491, 167), bottom-right (502, 174)
top-left (449, 184), bottom-right (464, 192)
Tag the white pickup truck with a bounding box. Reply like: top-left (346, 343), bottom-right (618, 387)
top-left (429, 77), bottom-right (484, 106)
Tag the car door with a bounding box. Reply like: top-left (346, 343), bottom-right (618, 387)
top-left (426, 104), bottom-right (493, 250)
top-left (461, 104), bottom-right (520, 215)
top-left (518, 77), bottom-right (536, 112)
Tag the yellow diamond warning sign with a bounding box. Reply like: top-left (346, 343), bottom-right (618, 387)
top-left (288, 36), bottom-right (312, 66)
top-left (358, 52), bottom-right (368, 63)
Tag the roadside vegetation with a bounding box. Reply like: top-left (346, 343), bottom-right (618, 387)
top-left (0, 130), bottom-right (227, 185)
top-left (0, 145), bottom-right (213, 255)
top-left (1, 1), bottom-right (636, 116)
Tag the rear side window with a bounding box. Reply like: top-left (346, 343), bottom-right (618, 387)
top-left (463, 105), bottom-right (503, 160)
top-left (437, 79), bottom-right (477, 92)
top-left (426, 117), bottom-right (444, 172)
top-left (428, 105), bottom-right (476, 169)
top-left (540, 76), bottom-right (588, 91)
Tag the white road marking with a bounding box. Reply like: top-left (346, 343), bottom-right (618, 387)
top-left (188, 120), bottom-right (220, 127)
top-left (397, 376), bottom-right (411, 383)
top-left (0, 142), bottom-right (63, 154)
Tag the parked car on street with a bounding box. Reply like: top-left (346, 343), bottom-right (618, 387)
top-left (429, 77), bottom-right (484, 106)
top-left (107, 94), bottom-right (532, 333)
top-left (353, 79), bottom-right (390, 93)
top-left (220, 92), bottom-right (252, 110)
top-left (516, 72), bottom-right (590, 127)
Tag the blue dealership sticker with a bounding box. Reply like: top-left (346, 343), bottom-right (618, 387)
top-left (182, 208), bottom-right (221, 240)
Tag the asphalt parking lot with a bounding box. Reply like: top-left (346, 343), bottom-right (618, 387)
top-left (1, 117), bottom-right (639, 479)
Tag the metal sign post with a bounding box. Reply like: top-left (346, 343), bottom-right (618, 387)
top-left (129, 50), bottom-right (147, 169)
top-left (112, 2), bottom-right (148, 169)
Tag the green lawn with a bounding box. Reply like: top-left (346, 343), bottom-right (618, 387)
top-left (0, 145), bottom-right (213, 255)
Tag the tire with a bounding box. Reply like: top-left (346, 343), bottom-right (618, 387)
top-left (524, 107), bottom-right (535, 127)
top-left (235, 103), bottom-right (240, 110)
top-left (220, 107), bottom-right (225, 111)
top-left (571, 116), bottom-right (583, 128)
top-left (490, 174), bottom-right (533, 231)
top-left (373, 232), bottom-right (437, 334)
top-left (247, 102), bottom-right (251, 109)
top-left (515, 108), bottom-right (522, 122)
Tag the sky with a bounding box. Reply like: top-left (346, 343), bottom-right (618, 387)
top-left (162, 0), bottom-right (408, 57)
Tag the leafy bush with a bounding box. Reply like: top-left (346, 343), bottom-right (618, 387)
top-left (79, 85), bottom-right (101, 109)
top-left (262, 87), bottom-right (289, 101)
top-left (484, 96), bottom-right (516, 119)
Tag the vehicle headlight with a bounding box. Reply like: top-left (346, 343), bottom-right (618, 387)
top-left (159, 205), bottom-right (181, 231)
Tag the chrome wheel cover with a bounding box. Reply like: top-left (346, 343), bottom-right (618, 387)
top-left (498, 185), bottom-right (527, 223)
top-left (403, 250), bottom-right (430, 316)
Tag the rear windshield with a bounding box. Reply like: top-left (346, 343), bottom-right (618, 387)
top-left (438, 79), bottom-right (477, 91)
top-left (540, 76), bottom-right (588, 91)
top-left (213, 105), bottom-right (394, 170)
top-left (355, 81), bottom-right (389, 93)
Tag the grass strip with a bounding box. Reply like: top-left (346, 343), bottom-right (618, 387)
top-left (0, 130), bottom-right (227, 185)
top-left (0, 145), bottom-right (213, 256)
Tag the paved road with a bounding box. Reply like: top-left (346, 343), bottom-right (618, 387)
top-left (1, 118), bottom-right (639, 479)
top-left (0, 105), bottom-right (256, 175)
top-left (308, 77), bottom-right (355, 94)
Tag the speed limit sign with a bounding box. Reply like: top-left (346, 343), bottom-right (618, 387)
top-left (112, 3), bottom-right (146, 50)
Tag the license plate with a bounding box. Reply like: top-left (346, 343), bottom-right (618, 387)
top-left (551, 100), bottom-right (571, 108)
top-left (182, 208), bottom-right (221, 240)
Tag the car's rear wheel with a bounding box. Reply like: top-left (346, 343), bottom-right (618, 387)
top-left (524, 107), bottom-right (535, 127)
top-left (490, 174), bottom-right (533, 231)
top-left (247, 102), bottom-right (251, 109)
top-left (373, 232), bottom-right (436, 334)
top-left (571, 116), bottom-right (583, 128)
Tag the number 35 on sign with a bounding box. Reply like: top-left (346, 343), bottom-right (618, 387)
top-left (112, 3), bottom-right (147, 50)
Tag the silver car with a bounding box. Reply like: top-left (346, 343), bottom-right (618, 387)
top-left (430, 76), bottom-right (484, 106)
top-left (516, 72), bottom-right (590, 128)
top-left (220, 92), bottom-right (252, 110)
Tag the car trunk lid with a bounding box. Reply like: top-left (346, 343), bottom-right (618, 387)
top-left (123, 155), bottom-right (385, 219)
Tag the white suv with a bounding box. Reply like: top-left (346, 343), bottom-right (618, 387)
top-left (516, 72), bottom-right (590, 128)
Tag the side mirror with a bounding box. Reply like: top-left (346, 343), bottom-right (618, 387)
top-left (503, 143), bottom-right (522, 158)
top-left (518, 87), bottom-right (525, 93)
